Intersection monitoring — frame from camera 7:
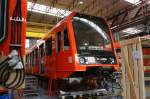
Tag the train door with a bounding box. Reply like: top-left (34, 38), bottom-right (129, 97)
top-left (45, 36), bottom-right (54, 73)
top-left (55, 27), bottom-right (72, 71)
top-left (55, 31), bottom-right (61, 68)
top-left (34, 48), bottom-right (38, 73)
top-left (39, 43), bottom-right (45, 74)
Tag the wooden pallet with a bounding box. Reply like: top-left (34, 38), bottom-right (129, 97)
top-left (120, 36), bottom-right (150, 99)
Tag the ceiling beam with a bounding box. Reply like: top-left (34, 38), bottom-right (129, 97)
top-left (93, 0), bottom-right (120, 17)
top-left (26, 31), bottom-right (45, 38)
top-left (27, 22), bottom-right (53, 34)
top-left (80, 0), bottom-right (98, 14)
top-left (27, 21), bottom-right (54, 27)
top-left (27, 0), bottom-right (38, 21)
top-left (109, 1), bottom-right (150, 32)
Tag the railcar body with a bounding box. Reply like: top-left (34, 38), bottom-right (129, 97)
top-left (26, 12), bottom-right (120, 94)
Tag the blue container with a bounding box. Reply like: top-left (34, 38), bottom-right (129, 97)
top-left (0, 94), bottom-right (9, 99)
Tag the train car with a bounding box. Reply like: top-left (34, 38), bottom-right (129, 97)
top-left (26, 12), bottom-right (120, 96)
top-left (0, 0), bottom-right (27, 90)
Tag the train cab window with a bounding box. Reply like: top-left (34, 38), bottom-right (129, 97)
top-left (63, 28), bottom-right (70, 50)
top-left (72, 15), bottom-right (111, 52)
top-left (56, 32), bottom-right (61, 53)
top-left (46, 37), bottom-right (52, 55)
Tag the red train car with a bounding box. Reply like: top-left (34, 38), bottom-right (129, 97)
top-left (0, 0), bottom-right (27, 90)
top-left (26, 12), bottom-right (120, 96)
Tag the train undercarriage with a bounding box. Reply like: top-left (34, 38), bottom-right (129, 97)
top-left (58, 67), bottom-right (122, 98)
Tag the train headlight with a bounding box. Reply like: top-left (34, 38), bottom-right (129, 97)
top-left (109, 58), bottom-right (115, 64)
top-left (79, 57), bottom-right (86, 64)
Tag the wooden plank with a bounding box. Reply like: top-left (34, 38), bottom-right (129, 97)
top-left (137, 41), bottom-right (146, 99)
top-left (124, 46), bottom-right (130, 99)
top-left (144, 66), bottom-right (150, 71)
top-left (127, 45), bottom-right (134, 78)
top-left (128, 45), bottom-right (135, 99)
top-left (120, 37), bottom-right (140, 46)
top-left (133, 43), bottom-right (140, 99)
top-left (121, 61), bottom-right (127, 98)
top-left (143, 55), bottom-right (150, 59)
top-left (122, 46), bottom-right (127, 99)
top-left (121, 46), bottom-right (138, 99)
top-left (144, 77), bottom-right (150, 81)
top-left (120, 36), bottom-right (150, 99)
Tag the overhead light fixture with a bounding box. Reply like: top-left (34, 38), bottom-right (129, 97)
top-left (124, 0), bottom-right (140, 4)
top-left (122, 27), bottom-right (142, 34)
top-left (26, 39), bottom-right (30, 48)
top-left (27, 2), bottom-right (71, 18)
top-left (79, 1), bottom-right (84, 5)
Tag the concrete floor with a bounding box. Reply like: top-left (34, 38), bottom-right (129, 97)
top-left (15, 79), bottom-right (123, 99)
top-left (23, 95), bottom-right (122, 99)
top-left (17, 87), bottom-right (122, 99)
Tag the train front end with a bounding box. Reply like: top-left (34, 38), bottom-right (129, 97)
top-left (59, 13), bottom-right (121, 97)
top-left (72, 13), bottom-right (119, 70)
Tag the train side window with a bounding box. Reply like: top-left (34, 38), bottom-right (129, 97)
top-left (56, 31), bottom-right (61, 53)
top-left (46, 37), bottom-right (52, 55)
top-left (34, 50), bottom-right (37, 65)
top-left (33, 51), bottom-right (35, 65)
top-left (28, 55), bottom-right (29, 64)
top-left (31, 52), bottom-right (33, 66)
top-left (39, 43), bottom-right (44, 57)
top-left (29, 53), bottom-right (31, 66)
top-left (35, 48), bottom-right (38, 64)
top-left (28, 54), bottom-right (30, 65)
top-left (32, 51), bottom-right (34, 66)
top-left (63, 28), bottom-right (70, 50)
top-left (26, 55), bottom-right (27, 64)
top-left (30, 54), bottom-right (31, 66)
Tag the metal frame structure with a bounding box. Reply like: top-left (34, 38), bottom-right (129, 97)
top-left (108, 0), bottom-right (150, 32)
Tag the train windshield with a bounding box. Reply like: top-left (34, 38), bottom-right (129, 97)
top-left (72, 15), bottom-right (111, 53)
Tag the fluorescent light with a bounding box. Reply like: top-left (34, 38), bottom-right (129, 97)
top-left (122, 28), bottom-right (142, 34)
top-left (27, 2), bottom-right (71, 18)
top-left (79, 1), bottom-right (84, 5)
top-left (26, 39), bottom-right (30, 48)
top-left (124, 0), bottom-right (140, 4)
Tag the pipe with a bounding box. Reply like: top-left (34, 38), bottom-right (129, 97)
top-left (0, 0), bottom-right (8, 42)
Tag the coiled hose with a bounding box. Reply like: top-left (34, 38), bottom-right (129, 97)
top-left (0, 0), bottom-right (25, 89)
top-left (0, 50), bottom-right (25, 89)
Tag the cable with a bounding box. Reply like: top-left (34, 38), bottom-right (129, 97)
top-left (0, 0), bottom-right (8, 42)
top-left (0, 50), bottom-right (25, 89)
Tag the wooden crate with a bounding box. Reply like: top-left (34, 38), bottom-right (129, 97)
top-left (120, 36), bottom-right (150, 99)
